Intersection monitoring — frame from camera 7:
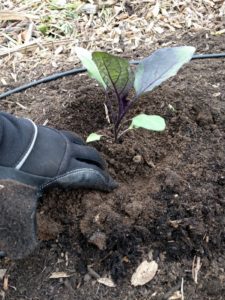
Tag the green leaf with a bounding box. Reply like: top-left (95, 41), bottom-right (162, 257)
top-left (92, 52), bottom-right (134, 98)
top-left (75, 47), bottom-right (106, 88)
top-left (130, 114), bottom-right (166, 131)
top-left (134, 46), bottom-right (196, 97)
top-left (86, 133), bottom-right (103, 143)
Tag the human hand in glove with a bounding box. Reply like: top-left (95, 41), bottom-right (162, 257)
top-left (0, 112), bottom-right (117, 259)
top-left (0, 112), bottom-right (117, 192)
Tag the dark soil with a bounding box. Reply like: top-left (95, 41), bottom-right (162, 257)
top-left (0, 32), bottom-right (225, 300)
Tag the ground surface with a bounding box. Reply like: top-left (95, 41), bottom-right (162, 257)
top-left (0, 31), bottom-right (225, 300)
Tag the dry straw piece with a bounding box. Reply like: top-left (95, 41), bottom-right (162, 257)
top-left (0, 0), bottom-right (224, 65)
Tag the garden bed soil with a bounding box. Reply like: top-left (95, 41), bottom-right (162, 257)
top-left (0, 33), bottom-right (225, 299)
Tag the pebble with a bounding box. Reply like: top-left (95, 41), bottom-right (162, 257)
top-left (133, 155), bottom-right (142, 163)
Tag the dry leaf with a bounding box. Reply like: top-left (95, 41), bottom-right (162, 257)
top-left (0, 269), bottom-right (7, 280)
top-left (131, 260), bottom-right (158, 286)
top-left (49, 272), bottom-right (70, 279)
top-left (97, 277), bottom-right (116, 287)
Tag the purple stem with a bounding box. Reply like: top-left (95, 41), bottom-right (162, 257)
top-left (114, 95), bottom-right (139, 140)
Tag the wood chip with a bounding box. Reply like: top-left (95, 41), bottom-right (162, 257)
top-left (0, 0), bottom-right (223, 64)
top-left (49, 272), bottom-right (70, 279)
top-left (131, 260), bottom-right (158, 286)
top-left (97, 277), bottom-right (116, 287)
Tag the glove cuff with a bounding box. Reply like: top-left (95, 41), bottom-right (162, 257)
top-left (0, 112), bottom-right (36, 168)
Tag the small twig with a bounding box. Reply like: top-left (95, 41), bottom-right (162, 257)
top-left (181, 277), bottom-right (184, 300)
top-left (192, 256), bottom-right (201, 284)
top-left (1, 33), bottom-right (17, 45)
top-left (16, 102), bottom-right (27, 110)
top-left (105, 91), bottom-right (116, 124)
top-left (104, 103), bottom-right (110, 124)
top-left (0, 39), bottom-right (41, 57)
top-left (117, 127), bottom-right (131, 140)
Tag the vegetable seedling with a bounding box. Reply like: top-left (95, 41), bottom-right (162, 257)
top-left (75, 46), bottom-right (195, 143)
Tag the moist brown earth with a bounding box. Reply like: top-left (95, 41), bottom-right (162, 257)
top-left (0, 33), bottom-right (225, 299)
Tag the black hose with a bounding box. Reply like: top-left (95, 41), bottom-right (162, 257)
top-left (0, 67), bottom-right (87, 100)
top-left (0, 52), bottom-right (225, 100)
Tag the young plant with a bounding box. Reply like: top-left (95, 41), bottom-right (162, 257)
top-left (75, 46), bottom-right (195, 143)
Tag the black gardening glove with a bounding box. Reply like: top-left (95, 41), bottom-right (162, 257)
top-left (0, 112), bottom-right (117, 192)
top-left (0, 180), bottom-right (38, 259)
top-left (0, 112), bottom-right (117, 260)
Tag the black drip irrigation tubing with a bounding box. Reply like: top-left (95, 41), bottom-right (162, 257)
top-left (0, 52), bottom-right (225, 100)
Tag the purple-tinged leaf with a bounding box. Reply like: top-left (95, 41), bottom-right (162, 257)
top-left (75, 47), bottom-right (106, 89)
top-left (134, 46), bottom-right (195, 97)
top-left (92, 52), bottom-right (134, 104)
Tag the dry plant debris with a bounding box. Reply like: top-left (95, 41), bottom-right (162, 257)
top-left (97, 277), bottom-right (116, 287)
top-left (0, 269), bottom-right (8, 294)
top-left (0, 0), bottom-right (224, 69)
top-left (168, 291), bottom-right (183, 300)
top-left (131, 260), bottom-right (158, 286)
top-left (49, 271), bottom-right (71, 278)
top-left (0, 269), bottom-right (6, 281)
top-left (192, 256), bottom-right (202, 284)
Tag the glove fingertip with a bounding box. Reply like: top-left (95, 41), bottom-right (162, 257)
top-left (106, 177), bottom-right (118, 191)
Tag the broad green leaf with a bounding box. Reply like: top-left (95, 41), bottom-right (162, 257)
top-left (130, 114), bottom-right (166, 131)
top-left (86, 133), bottom-right (103, 143)
top-left (75, 47), bottom-right (106, 88)
top-left (134, 46), bottom-right (196, 97)
top-left (92, 52), bottom-right (134, 98)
